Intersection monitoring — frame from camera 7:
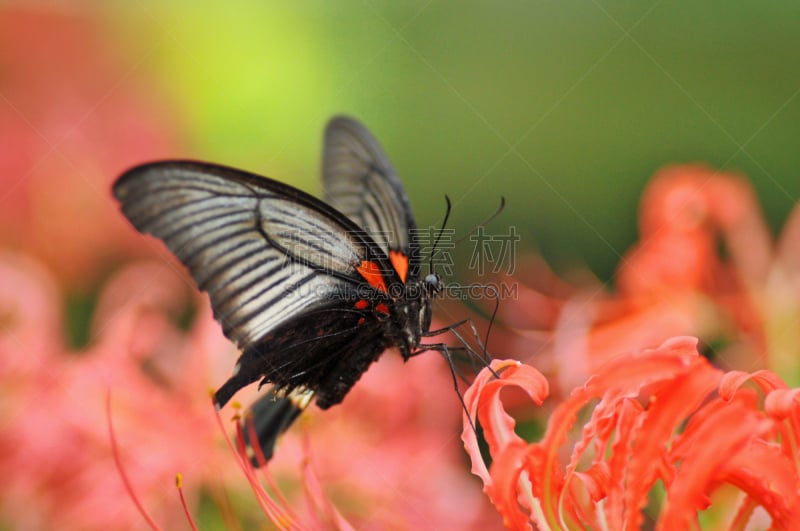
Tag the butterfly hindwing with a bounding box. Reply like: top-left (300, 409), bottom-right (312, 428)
top-left (241, 386), bottom-right (314, 465)
top-left (213, 303), bottom-right (386, 408)
top-left (323, 116), bottom-right (419, 283)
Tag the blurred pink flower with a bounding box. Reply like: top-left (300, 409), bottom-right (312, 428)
top-left (0, 7), bottom-right (179, 290)
top-left (0, 254), bottom-right (233, 529)
top-left (0, 7), bottom-right (239, 527)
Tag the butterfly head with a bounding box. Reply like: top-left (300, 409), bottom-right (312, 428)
top-left (424, 272), bottom-right (443, 297)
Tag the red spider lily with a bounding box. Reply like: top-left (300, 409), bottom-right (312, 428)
top-left (493, 164), bottom-right (800, 396)
top-left (463, 337), bottom-right (800, 530)
top-left (206, 406), bottom-right (357, 530)
top-left (0, 256), bottom-right (232, 529)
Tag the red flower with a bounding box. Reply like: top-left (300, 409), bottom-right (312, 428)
top-left (494, 164), bottom-right (800, 396)
top-left (463, 337), bottom-right (800, 529)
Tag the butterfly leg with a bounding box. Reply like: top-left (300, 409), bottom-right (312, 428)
top-left (423, 317), bottom-right (495, 373)
top-left (417, 342), bottom-right (480, 433)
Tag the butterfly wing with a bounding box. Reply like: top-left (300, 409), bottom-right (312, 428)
top-left (323, 116), bottom-right (419, 283)
top-left (115, 124), bottom-right (422, 465)
top-left (241, 386), bottom-right (313, 465)
top-left (113, 160), bottom-right (394, 352)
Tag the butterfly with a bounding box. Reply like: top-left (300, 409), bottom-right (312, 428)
top-left (113, 116), bottom-right (487, 464)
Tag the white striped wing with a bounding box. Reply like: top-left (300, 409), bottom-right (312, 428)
top-left (114, 161), bottom-right (373, 348)
top-left (322, 116), bottom-right (417, 262)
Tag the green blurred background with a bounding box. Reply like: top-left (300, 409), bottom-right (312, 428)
top-left (109, 1), bottom-right (800, 281)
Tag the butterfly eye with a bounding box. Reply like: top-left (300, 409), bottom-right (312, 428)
top-left (424, 273), bottom-right (442, 295)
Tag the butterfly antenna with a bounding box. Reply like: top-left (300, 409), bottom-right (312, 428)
top-left (428, 194), bottom-right (453, 275)
top-left (453, 196), bottom-right (505, 246)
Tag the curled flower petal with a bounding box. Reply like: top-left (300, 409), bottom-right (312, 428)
top-left (657, 399), bottom-right (770, 530)
top-left (719, 369), bottom-right (788, 400)
top-left (720, 439), bottom-right (800, 528)
top-left (462, 359), bottom-right (549, 487)
top-left (623, 357), bottom-right (722, 525)
top-left (464, 335), bottom-right (800, 529)
top-left (764, 388), bottom-right (800, 420)
top-left (582, 336), bottom-right (702, 395)
top-left (602, 398), bottom-right (645, 529)
top-left (486, 441), bottom-right (534, 531)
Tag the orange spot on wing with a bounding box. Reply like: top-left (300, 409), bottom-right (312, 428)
top-left (354, 299), bottom-right (369, 310)
top-left (356, 260), bottom-right (388, 293)
top-left (375, 302), bottom-right (390, 315)
top-left (389, 250), bottom-right (409, 283)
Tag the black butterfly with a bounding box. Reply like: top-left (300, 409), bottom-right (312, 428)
top-left (114, 117), bottom-right (487, 464)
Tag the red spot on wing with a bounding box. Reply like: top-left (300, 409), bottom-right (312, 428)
top-left (354, 299), bottom-right (369, 310)
top-left (375, 302), bottom-right (390, 315)
top-left (356, 260), bottom-right (388, 293)
top-left (389, 250), bottom-right (409, 283)
top-left (357, 317), bottom-right (366, 325)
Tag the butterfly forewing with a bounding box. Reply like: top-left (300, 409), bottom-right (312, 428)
top-left (113, 161), bottom-right (385, 349)
top-left (323, 117), bottom-right (418, 278)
